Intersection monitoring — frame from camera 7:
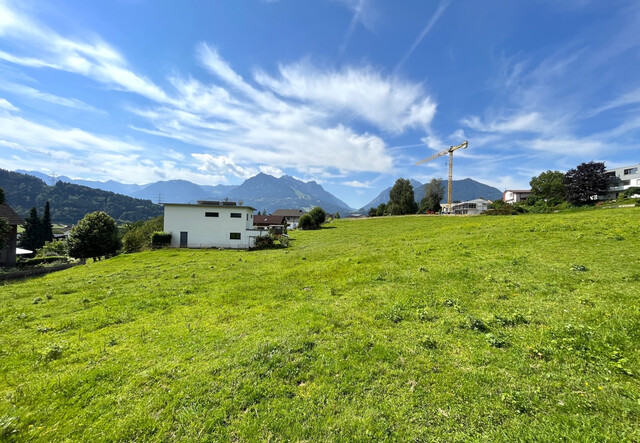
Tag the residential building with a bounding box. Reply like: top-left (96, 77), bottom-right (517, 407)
top-left (450, 198), bottom-right (490, 215)
top-left (272, 209), bottom-right (306, 229)
top-left (163, 201), bottom-right (266, 249)
top-left (253, 215), bottom-right (287, 228)
top-left (503, 190), bottom-right (533, 204)
top-left (603, 163), bottom-right (640, 199)
top-left (0, 203), bottom-right (25, 267)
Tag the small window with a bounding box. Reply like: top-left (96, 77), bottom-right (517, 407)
top-left (230, 232), bottom-right (241, 240)
top-left (230, 213), bottom-right (242, 218)
top-left (624, 168), bottom-right (638, 175)
top-left (205, 212), bottom-right (219, 217)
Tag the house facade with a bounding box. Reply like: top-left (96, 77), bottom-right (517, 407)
top-left (0, 203), bottom-right (25, 267)
top-left (503, 190), bottom-right (533, 204)
top-left (163, 201), bottom-right (266, 249)
top-left (272, 209), bottom-right (306, 229)
top-left (450, 198), bottom-right (490, 215)
top-left (603, 163), bottom-right (640, 199)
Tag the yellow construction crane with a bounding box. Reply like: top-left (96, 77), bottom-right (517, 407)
top-left (415, 140), bottom-right (469, 213)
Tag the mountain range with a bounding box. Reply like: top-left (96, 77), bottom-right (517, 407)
top-left (11, 170), bottom-right (503, 222)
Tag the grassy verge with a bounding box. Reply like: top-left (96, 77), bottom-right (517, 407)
top-left (1, 209), bottom-right (639, 441)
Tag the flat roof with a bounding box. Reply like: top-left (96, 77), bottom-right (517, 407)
top-left (164, 203), bottom-right (257, 211)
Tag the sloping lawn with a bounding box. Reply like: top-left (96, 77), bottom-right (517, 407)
top-left (1, 209), bottom-right (639, 441)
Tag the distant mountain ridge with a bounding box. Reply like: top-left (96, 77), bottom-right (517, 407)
top-left (360, 178), bottom-right (503, 211)
top-left (13, 170), bottom-right (355, 217)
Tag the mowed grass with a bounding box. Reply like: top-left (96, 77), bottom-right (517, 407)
top-left (1, 209), bottom-right (639, 441)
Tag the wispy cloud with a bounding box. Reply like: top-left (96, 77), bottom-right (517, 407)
top-left (343, 179), bottom-right (373, 188)
top-left (0, 81), bottom-right (102, 112)
top-left (0, 97), bottom-right (18, 111)
top-left (395, 0), bottom-right (450, 72)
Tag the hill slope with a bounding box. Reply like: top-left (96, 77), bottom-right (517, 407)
top-left (0, 169), bottom-right (162, 224)
top-left (1, 208), bottom-right (638, 440)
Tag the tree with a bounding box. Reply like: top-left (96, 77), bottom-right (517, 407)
top-left (388, 178), bottom-right (418, 215)
top-left (563, 162), bottom-right (607, 205)
top-left (41, 201), bottom-right (54, 243)
top-left (298, 214), bottom-right (314, 230)
top-left (368, 207), bottom-right (377, 217)
top-left (19, 207), bottom-right (43, 252)
top-left (530, 170), bottom-right (565, 202)
top-left (419, 178), bottom-right (444, 213)
top-left (68, 211), bottom-right (121, 260)
top-left (376, 203), bottom-right (387, 216)
top-left (309, 207), bottom-right (326, 227)
top-left (0, 187), bottom-right (5, 204)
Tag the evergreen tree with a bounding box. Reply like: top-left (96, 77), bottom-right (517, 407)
top-left (41, 201), bottom-right (54, 243)
top-left (0, 186), bottom-right (5, 204)
top-left (388, 178), bottom-right (418, 215)
top-left (20, 207), bottom-right (43, 251)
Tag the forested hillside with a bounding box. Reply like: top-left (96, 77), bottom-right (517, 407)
top-left (0, 169), bottom-right (162, 224)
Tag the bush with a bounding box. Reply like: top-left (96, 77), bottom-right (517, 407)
top-left (309, 207), bottom-right (326, 227)
top-left (36, 240), bottom-right (68, 257)
top-left (151, 231), bottom-right (172, 247)
top-left (68, 211), bottom-right (121, 260)
top-left (17, 256), bottom-right (68, 267)
top-left (253, 235), bottom-right (274, 250)
top-left (623, 187), bottom-right (640, 198)
top-left (298, 214), bottom-right (315, 230)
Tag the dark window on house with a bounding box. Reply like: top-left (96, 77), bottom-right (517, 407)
top-left (624, 168), bottom-right (638, 175)
top-left (205, 212), bottom-right (219, 217)
top-left (468, 203), bottom-right (477, 209)
top-left (230, 232), bottom-right (241, 240)
top-left (230, 213), bottom-right (242, 218)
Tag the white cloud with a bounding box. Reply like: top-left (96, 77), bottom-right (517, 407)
top-left (343, 180), bottom-right (373, 188)
top-left (0, 1), bottom-right (168, 103)
top-left (255, 62), bottom-right (436, 132)
top-left (461, 112), bottom-right (548, 134)
top-left (0, 82), bottom-right (101, 112)
top-left (259, 165), bottom-right (284, 177)
top-left (0, 97), bottom-right (18, 111)
top-left (191, 153), bottom-right (255, 179)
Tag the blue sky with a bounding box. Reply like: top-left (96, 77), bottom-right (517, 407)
top-left (0, 0), bottom-right (638, 208)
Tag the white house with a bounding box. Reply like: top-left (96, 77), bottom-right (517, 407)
top-left (503, 190), bottom-right (533, 205)
top-left (163, 201), bottom-right (266, 249)
top-left (450, 198), bottom-right (490, 215)
top-left (603, 163), bottom-right (640, 199)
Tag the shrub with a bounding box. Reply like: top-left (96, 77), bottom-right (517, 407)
top-left (253, 235), bottom-right (274, 250)
top-left (298, 214), bottom-right (315, 230)
top-left (36, 239), bottom-right (68, 257)
top-left (17, 256), bottom-right (68, 267)
top-left (151, 231), bottom-right (172, 247)
top-left (68, 211), bottom-right (121, 260)
top-left (309, 207), bottom-right (327, 227)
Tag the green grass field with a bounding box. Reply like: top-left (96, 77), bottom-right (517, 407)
top-left (1, 209), bottom-right (639, 441)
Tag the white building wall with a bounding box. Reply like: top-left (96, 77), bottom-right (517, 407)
top-left (164, 204), bottom-right (264, 249)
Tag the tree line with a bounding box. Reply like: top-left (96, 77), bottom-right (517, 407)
top-left (368, 178), bottom-right (445, 217)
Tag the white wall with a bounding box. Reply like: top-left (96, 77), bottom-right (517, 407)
top-left (164, 204), bottom-right (264, 249)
